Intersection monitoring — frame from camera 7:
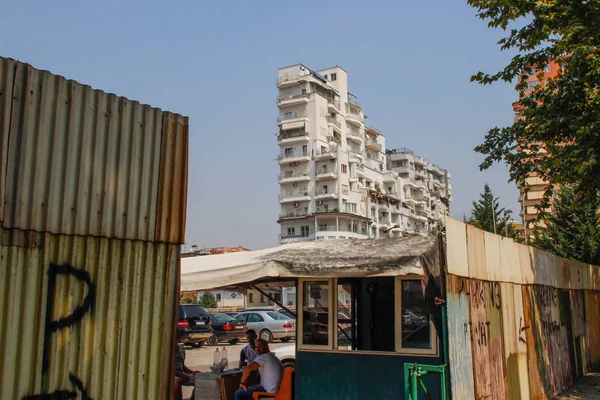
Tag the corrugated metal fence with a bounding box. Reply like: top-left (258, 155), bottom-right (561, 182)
top-left (445, 217), bottom-right (600, 399)
top-left (0, 56), bottom-right (188, 399)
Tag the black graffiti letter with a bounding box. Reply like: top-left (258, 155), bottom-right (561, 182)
top-left (42, 263), bottom-right (96, 373)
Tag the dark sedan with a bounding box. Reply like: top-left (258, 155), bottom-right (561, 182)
top-left (207, 312), bottom-right (248, 345)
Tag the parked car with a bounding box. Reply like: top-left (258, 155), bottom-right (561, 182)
top-left (234, 311), bottom-right (295, 343)
top-left (207, 312), bottom-right (248, 346)
top-left (273, 344), bottom-right (296, 368)
top-left (224, 312), bottom-right (240, 318)
top-left (178, 304), bottom-right (213, 348)
top-left (243, 307), bottom-right (296, 319)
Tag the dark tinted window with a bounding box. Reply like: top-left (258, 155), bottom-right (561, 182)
top-left (181, 305), bottom-right (207, 319)
top-left (267, 312), bottom-right (288, 320)
top-left (235, 314), bottom-right (248, 322)
top-left (212, 313), bottom-right (234, 323)
top-left (248, 313), bottom-right (264, 322)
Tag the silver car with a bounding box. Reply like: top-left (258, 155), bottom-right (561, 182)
top-left (234, 311), bottom-right (295, 343)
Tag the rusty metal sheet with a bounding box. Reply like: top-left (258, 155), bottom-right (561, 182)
top-left (518, 244), bottom-right (535, 285)
top-left (0, 233), bottom-right (179, 399)
top-left (586, 291), bottom-right (600, 368)
top-left (446, 275), bottom-right (475, 400)
top-left (466, 224), bottom-right (488, 281)
top-left (468, 279), bottom-right (507, 399)
top-left (532, 249), bottom-right (559, 288)
top-left (445, 216), bottom-right (469, 277)
top-left (522, 285), bottom-right (546, 399)
top-left (0, 57), bottom-right (188, 244)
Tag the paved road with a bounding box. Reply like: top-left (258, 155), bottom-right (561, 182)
top-left (554, 372), bottom-right (600, 399)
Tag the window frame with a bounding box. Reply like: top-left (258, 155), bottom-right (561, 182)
top-left (296, 276), bottom-right (438, 356)
top-left (395, 276), bottom-right (439, 355)
top-left (297, 278), bottom-right (335, 351)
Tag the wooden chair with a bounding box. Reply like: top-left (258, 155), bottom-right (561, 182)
top-left (253, 367), bottom-right (295, 400)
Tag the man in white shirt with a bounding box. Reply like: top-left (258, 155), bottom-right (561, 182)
top-left (238, 329), bottom-right (258, 368)
top-left (235, 339), bottom-right (284, 400)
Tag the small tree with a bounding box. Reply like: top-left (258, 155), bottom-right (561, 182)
top-left (531, 187), bottom-right (600, 264)
top-left (466, 184), bottom-right (516, 237)
top-left (198, 291), bottom-right (218, 308)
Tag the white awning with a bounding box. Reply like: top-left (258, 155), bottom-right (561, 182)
top-left (280, 121), bottom-right (305, 131)
top-left (181, 236), bottom-right (439, 291)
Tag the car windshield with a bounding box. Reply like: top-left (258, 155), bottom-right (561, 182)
top-left (182, 305), bottom-right (207, 318)
top-left (212, 313), bottom-right (234, 323)
top-left (267, 312), bottom-right (289, 320)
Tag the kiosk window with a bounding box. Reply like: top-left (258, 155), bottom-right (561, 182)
top-left (302, 281), bottom-right (330, 346)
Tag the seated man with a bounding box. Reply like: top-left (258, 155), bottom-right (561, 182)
top-left (239, 329), bottom-right (258, 368)
top-left (175, 342), bottom-right (197, 400)
top-left (235, 339), bottom-right (284, 400)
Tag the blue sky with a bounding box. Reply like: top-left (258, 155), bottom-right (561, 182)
top-left (1, 1), bottom-right (520, 250)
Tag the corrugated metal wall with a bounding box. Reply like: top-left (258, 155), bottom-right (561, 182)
top-left (0, 57), bottom-right (188, 244)
top-left (445, 217), bottom-right (600, 399)
top-left (0, 56), bottom-right (188, 399)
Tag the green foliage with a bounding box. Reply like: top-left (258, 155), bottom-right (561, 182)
top-left (198, 291), bottom-right (218, 308)
top-left (466, 184), bottom-right (517, 237)
top-left (468, 0), bottom-right (600, 216)
top-left (180, 295), bottom-right (197, 304)
top-left (531, 187), bottom-right (600, 264)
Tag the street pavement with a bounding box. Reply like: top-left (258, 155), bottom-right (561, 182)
top-left (554, 372), bottom-right (600, 399)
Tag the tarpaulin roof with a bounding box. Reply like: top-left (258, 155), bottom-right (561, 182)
top-left (180, 235), bottom-right (440, 291)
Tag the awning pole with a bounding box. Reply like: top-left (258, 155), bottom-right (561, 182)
top-left (251, 284), bottom-right (297, 318)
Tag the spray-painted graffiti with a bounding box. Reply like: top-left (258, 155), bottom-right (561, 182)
top-left (22, 263), bottom-right (96, 400)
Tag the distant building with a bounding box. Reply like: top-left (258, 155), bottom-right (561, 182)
top-left (276, 63), bottom-right (452, 243)
top-left (512, 60), bottom-right (561, 235)
top-left (181, 245), bottom-right (249, 258)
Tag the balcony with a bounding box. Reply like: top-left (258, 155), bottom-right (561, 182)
top-left (365, 126), bottom-right (381, 136)
top-left (278, 150), bottom-right (310, 164)
top-left (278, 130), bottom-right (309, 144)
top-left (278, 112), bottom-right (308, 125)
top-left (365, 139), bottom-right (382, 152)
top-left (365, 157), bottom-right (383, 171)
top-left (279, 211), bottom-right (310, 220)
top-left (276, 74), bottom-right (309, 88)
top-left (315, 227), bottom-right (369, 239)
top-left (414, 156), bottom-right (427, 167)
top-left (279, 190), bottom-right (311, 204)
top-left (326, 116), bottom-right (342, 131)
top-left (327, 98), bottom-right (341, 113)
top-left (281, 233), bottom-right (315, 243)
top-left (279, 173), bottom-right (311, 184)
top-left (277, 93), bottom-right (310, 107)
top-left (316, 171), bottom-right (338, 181)
top-left (348, 132), bottom-right (363, 144)
top-left (415, 169), bottom-right (427, 179)
top-left (327, 135), bottom-right (341, 144)
top-left (314, 147), bottom-right (337, 160)
top-left (349, 151), bottom-right (364, 162)
top-left (315, 189), bottom-right (338, 200)
top-left (346, 111), bottom-right (363, 127)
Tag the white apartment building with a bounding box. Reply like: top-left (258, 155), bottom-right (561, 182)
top-left (276, 64), bottom-right (452, 244)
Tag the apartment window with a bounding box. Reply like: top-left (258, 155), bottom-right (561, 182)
top-left (341, 164), bottom-right (348, 174)
top-left (323, 74), bottom-right (328, 80)
top-left (330, 73), bottom-right (337, 81)
top-left (249, 293), bottom-right (254, 303)
top-left (543, 65), bottom-right (551, 73)
top-left (319, 224), bottom-right (328, 231)
top-left (287, 227), bottom-right (296, 236)
top-left (322, 164), bottom-right (328, 173)
top-left (285, 170), bottom-right (293, 178)
top-left (301, 88), bottom-right (307, 96)
top-left (321, 146), bottom-right (327, 153)
top-left (324, 204), bottom-right (329, 212)
top-left (285, 112), bottom-right (293, 119)
top-left (527, 80), bottom-right (540, 89)
top-left (388, 186), bottom-right (393, 193)
top-left (302, 145), bottom-right (308, 154)
top-left (285, 148), bottom-right (293, 156)
top-left (323, 185), bottom-right (328, 193)
top-left (216, 293), bottom-right (222, 301)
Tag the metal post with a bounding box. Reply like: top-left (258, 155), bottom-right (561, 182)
top-left (411, 363), bottom-right (418, 400)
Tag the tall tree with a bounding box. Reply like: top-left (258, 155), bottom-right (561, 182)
top-left (532, 187), bottom-right (600, 264)
top-left (198, 291), bottom-right (218, 308)
top-left (466, 184), bottom-right (515, 236)
top-left (468, 0), bottom-right (600, 214)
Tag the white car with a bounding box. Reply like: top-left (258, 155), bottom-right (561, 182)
top-left (273, 344), bottom-right (295, 368)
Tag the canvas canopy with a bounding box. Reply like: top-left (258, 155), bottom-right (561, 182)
top-left (181, 235), bottom-right (441, 291)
